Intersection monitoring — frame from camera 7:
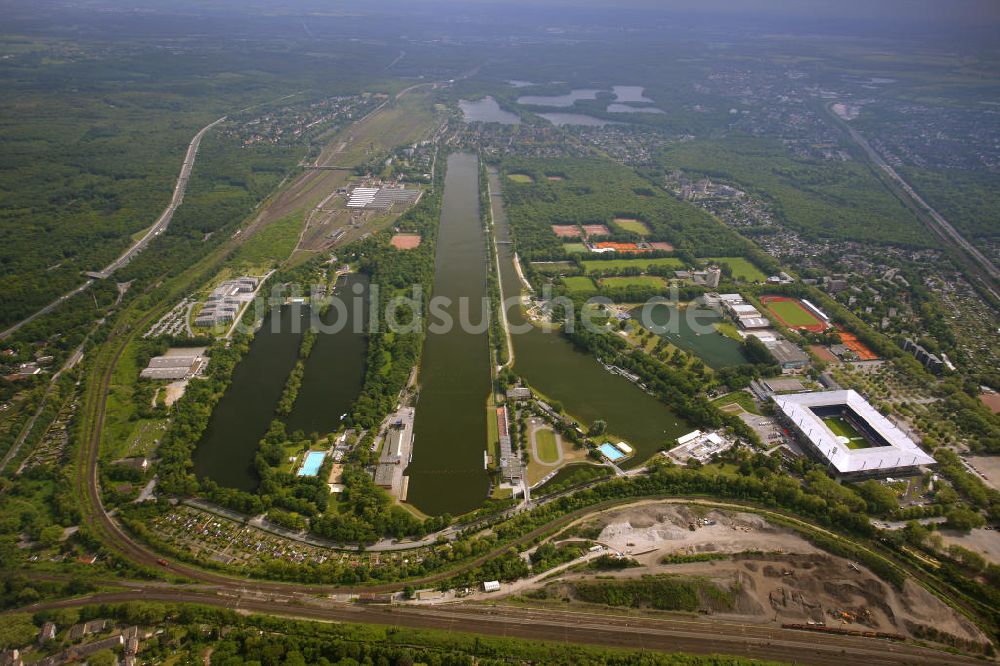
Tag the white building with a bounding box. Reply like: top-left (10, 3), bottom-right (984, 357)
top-left (772, 390), bottom-right (935, 479)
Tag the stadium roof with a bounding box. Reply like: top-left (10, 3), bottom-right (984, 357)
top-left (773, 390), bottom-right (935, 474)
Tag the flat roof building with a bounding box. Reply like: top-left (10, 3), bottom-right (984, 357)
top-left (773, 390), bottom-right (935, 479)
top-left (764, 339), bottom-right (809, 371)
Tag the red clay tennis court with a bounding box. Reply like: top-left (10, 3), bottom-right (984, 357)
top-left (551, 224), bottom-right (582, 238)
top-left (593, 241), bottom-right (650, 253)
top-left (582, 224), bottom-right (611, 237)
top-left (390, 234), bottom-right (421, 250)
top-left (835, 326), bottom-right (879, 360)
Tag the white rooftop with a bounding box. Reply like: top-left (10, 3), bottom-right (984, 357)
top-left (773, 390), bottom-right (934, 474)
top-left (730, 304), bottom-right (760, 316)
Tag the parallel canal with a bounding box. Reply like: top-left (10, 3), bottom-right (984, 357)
top-left (407, 153), bottom-right (491, 516)
top-left (194, 304), bottom-right (307, 491)
top-left (488, 167), bottom-right (690, 465)
top-left (195, 274), bottom-right (370, 489)
top-left (285, 274), bottom-right (370, 437)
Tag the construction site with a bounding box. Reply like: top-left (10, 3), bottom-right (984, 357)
top-left (502, 502), bottom-right (988, 648)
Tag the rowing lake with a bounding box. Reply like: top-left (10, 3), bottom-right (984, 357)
top-left (488, 167), bottom-right (690, 466)
top-left (406, 152), bottom-right (492, 515)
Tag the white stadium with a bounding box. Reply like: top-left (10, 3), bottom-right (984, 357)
top-left (772, 389), bottom-right (935, 479)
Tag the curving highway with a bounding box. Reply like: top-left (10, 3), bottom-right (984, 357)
top-left (0, 115), bottom-right (226, 341)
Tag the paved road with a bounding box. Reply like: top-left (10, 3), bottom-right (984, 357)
top-left (92, 115), bottom-right (227, 279)
top-left (0, 279), bottom-right (93, 340)
top-left (0, 116), bottom-right (226, 341)
top-left (0, 339), bottom-right (86, 472)
top-left (829, 104), bottom-right (1000, 299)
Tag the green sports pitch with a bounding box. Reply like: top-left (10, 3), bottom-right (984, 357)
top-left (765, 299), bottom-right (822, 327)
top-left (561, 276), bottom-right (598, 293)
top-left (822, 415), bottom-right (872, 449)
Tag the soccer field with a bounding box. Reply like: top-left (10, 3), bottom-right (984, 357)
top-left (612, 217), bottom-right (651, 235)
top-left (562, 276), bottom-right (598, 293)
top-left (705, 257), bottom-right (767, 282)
top-left (599, 275), bottom-right (668, 289)
top-left (823, 416), bottom-right (871, 449)
top-left (581, 257), bottom-right (684, 273)
top-left (765, 299), bottom-right (821, 327)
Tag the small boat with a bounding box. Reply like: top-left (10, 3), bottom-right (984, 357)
top-left (340, 413), bottom-right (347, 420)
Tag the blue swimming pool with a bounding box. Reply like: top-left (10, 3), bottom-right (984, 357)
top-left (297, 450), bottom-right (326, 477)
top-left (598, 442), bottom-right (625, 461)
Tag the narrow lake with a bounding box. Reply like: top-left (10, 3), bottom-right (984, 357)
top-left (516, 89), bottom-right (601, 107)
top-left (284, 273), bottom-right (370, 437)
top-left (194, 304), bottom-right (306, 491)
top-left (459, 97), bottom-right (520, 124)
top-left (538, 113), bottom-right (620, 127)
top-left (488, 167), bottom-right (690, 466)
top-left (406, 152), bottom-right (491, 516)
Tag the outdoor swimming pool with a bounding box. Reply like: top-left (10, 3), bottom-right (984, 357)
top-left (297, 450), bottom-right (326, 477)
top-left (598, 442), bottom-right (626, 461)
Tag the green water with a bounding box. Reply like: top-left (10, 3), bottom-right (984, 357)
top-left (406, 152), bottom-right (491, 516)
top-left (285, 273), bottom-right (370, 437)
top-left (488, 167), bottom-right (690, 466)
top-left (630, 303), bottom-right (749, 369)
top-left (194, 304), bottom-right (306, 491)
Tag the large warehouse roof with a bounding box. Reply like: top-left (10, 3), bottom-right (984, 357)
top-left (773, 390), bottom-right (935, 474)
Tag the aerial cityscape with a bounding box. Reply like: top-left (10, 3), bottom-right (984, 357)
top-left (0, 0), bottom-right (998, 664)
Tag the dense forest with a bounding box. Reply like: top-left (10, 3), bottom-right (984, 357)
top-left (499, 157), bottom-right (753, 261)
top-left (653, 137), bottom-right (931, 247)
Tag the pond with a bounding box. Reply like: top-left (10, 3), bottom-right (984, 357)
top-left (516, 89), bottom-right (602, 107)
top-left (538, 113), bottom-right (621, 127)
top-left (459, 97), bottom-right (520, 124)
top-left (612, 85), bottom-right (654, 103)
top-left (630, 303), bottom-right (750, 370)
top-left (606, 103), bottom-right (665, 114)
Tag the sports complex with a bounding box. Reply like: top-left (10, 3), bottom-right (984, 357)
top-left (760, 295), bottom-right (829, 333)
top-left (773, 390), bottom-right (935, 479)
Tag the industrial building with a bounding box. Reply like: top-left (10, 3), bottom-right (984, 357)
top-left (347, 186), bottom-right (422, 210)
top-left (194, 276), bottom-right (259, 328)
top-left (374, 407), bottom-right (414, 500)
top-left (772, 390), bottom-right (935, 479)
top-left (718, 295), bottom-right (771, 330)
top-left (139, 352), bottom-right (206, 380)
top-left (764, 339), bottom-right (810, 371)
top-left (496, 406), bottom-right (522, 484)
top-left (666, 429), bottom-right (735, 464)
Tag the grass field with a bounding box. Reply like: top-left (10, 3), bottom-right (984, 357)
top-left (535, 429), bottom-right (560, 464)
top-left (764, 299), bottom-right (821, 327)
top-left (231, 210), bottom-right (305, 273)
top-left (705, 257), bottom-right (767, 282)
top-left (612, 217), bottom-right (651, 235)
top-left (531, 261), bottom-right (576, 274)
top-left (508, 173), bottom-right (534, 183)
top-left (581, 257), bottom-right (684, 273)
top-left (326, 91), bottom-right (438, 166)
top-left (823, 415), bottom-right (872, 449)
top-left (712, 391), bottom-right (762, 416)
top-left (562, 276), bottom-right (598, 293)
top-left (599, 275), bottom-right (668, 289)
top-left (563, 242), bottom-right (589, 255)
